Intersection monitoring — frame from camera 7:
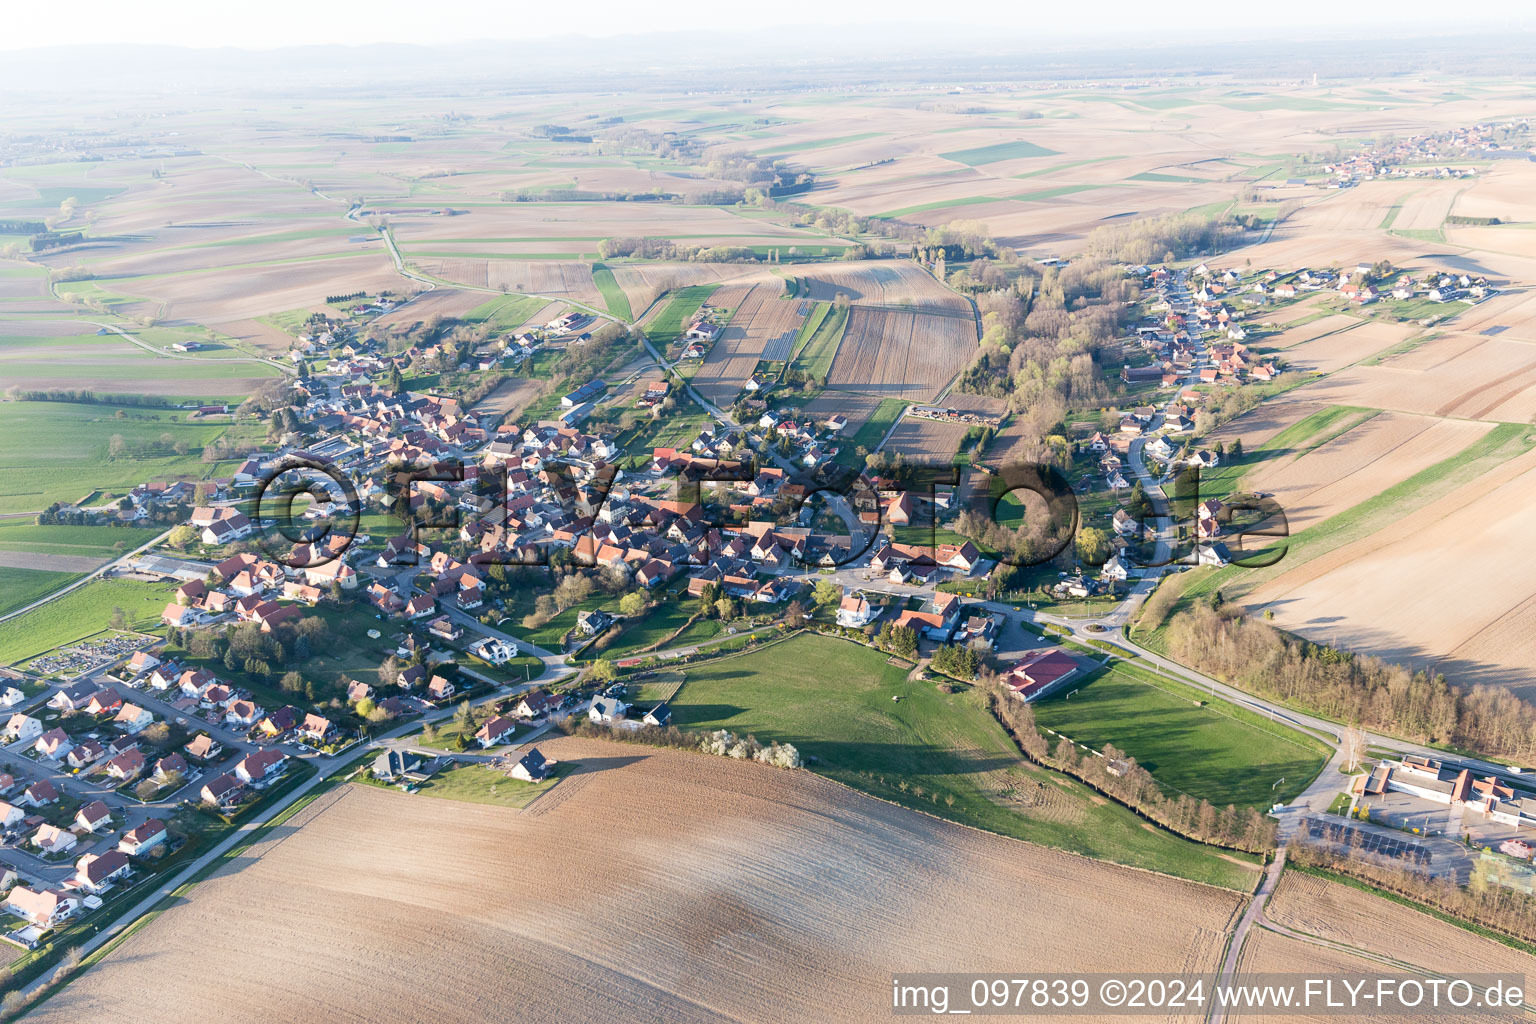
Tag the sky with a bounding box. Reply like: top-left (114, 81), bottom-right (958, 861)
top-left (4, 0), bottom-right (1535, 51)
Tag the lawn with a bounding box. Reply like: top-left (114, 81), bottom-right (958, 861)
top-left (590, 263), bottom-right (633, 321)
top-left (835, 398), bottom-right (906, 468)
top-left (598, 600), bottom-right (722, 659)
top-left (667, 633), bottom-right (1259, 889)
top-left (390, 762), bottom-right (566, 809)
top-left (498, 593), bottom-right (617, 651)
top-left (939, 140), bottom-right (1059, 165)
top-left (788, 301), bottom-right (848, 383)
top-left (644, 284), bottom-right (717, 348)
top-left (0, 400), bottom-right (236, 513)
top-left (0, 576), bottom-right (173, 665)
top-left (0, 566), bottom-right (82, 618)
top-left (1031, 661), bottom-right (1329, 808)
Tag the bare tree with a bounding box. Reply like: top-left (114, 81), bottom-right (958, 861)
top-left (1342, 725), bottom-right (1368, 773)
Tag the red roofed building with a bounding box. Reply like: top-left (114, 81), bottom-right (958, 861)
top-left (1001, 648), bottom-right (1081, 702)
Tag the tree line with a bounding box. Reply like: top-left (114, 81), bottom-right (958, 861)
top-left (1288, 837), bottom-right (1536, 947)
top-left (1160, 601), bottom-right (1536, 764)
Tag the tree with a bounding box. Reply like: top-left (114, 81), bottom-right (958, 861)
top-left (108, 433), bottom-right (127, 459)
top-left (1342, 725), bottom-right (1368, 773)
top-left (168, 524), bottom-right (198, 550)
top-left (714, 597), bottom-right (736, 621)
top-left (1075, 526), bottom-right (1111, 566)
top-left (588, 660), bottom-right (616, 685)
top-left (280, 670), bottom-right (305, 694)
top-left (355, 697), bottom-right (376, 718)
top-left (387, 366), bottom-right (404, 394)
top-left (812, 579), bottom-right (842, 609)
top-left (109, 606), bottom-right (128, 630)
top-left (1229, 438), bottom-right (1244, 461)
top-left (618, 591), bottom-right (647, 617)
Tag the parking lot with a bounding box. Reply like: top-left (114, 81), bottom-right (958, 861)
top-left (1305, 817), bottom-right (1433, 866)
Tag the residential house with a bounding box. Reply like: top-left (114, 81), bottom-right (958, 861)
top-left (119, 818), bottom-right (169, 857)
top-left (74, 800), bottom-right (113, 832)
top-left (5, 887), bottom-right (78, 927)
top-left (33, 728), bottom-right (73, 761)
top-left (235, 749), bottom-right (288, 785)
top-left (20, 780), bottom-right (57, 807)
top-left (298, 713), bottom-right (335, 744)
top-left (511, 748), bottom-right (552, 782)
top-left (200, 773), bottom-right (243, 808)
top-left (836, 591), bottom-right (879, 628)
top-left (474, 715), bottom-right (517, 748)
top-left (114, 703), bottom-right (155, 735)
top-left (32, 824), bottom-right (78, 856)
top-left (105, 748), bottom-right (147, 782)
top-left (4, 713), bottom-right (42, 744)
top-left (66, 740), bottom-right (105, 770)
top-left (184, 733), bottom-right (223, 762)
top-left (588, 696), bottom-right (628, 723)
top-left (72, 850), bottom-right (131, 893)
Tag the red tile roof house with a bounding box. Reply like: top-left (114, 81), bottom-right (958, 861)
top-left (21, 779), bottom-right (58, 807)
top-left (105, 747), bottom-right (147, 782)
top-left (74, 800), bottom-right (113, 832)
top-left (33, 728), bottom-right (73, 761)
top-left (200, 773), bottom-right (244, 808)
top-left (234, 749), bottom-right (288, 785)
top-left (1001, 648), bottom-right (1082, 702)
top-left (119, 818), bottom-right (169, 857)
top-left (475, 715), bottom-right (517, 748)
top-left (73, 849), bottom-right (131, 893)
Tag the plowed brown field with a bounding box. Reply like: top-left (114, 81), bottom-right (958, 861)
top-left (30, 736), bottom-right (1245, 1024)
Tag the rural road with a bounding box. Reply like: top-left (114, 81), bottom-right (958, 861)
top-left (0, 526), bottom-right (173, 624)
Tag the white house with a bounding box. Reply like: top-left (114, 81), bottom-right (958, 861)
top-left (0, 686), bottom-right (24, 708)
top-left (114, 703), bottom-right (155, 735)
top-left (588, 696), bottom-right (628, 724)
top-left (836, 591), bottom-right (879, 628)
top-left (4, 713), bottom-right (42, 743)
top-left (5, 887), bottom-right (78, 928)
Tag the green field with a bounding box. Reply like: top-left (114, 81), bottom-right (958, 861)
top-left (835, 398), bottom-right (907, 468)
top-left (590, 263), bottom-right (633, 321)
top-left (394, 762), bottom-right (565, 808)
top-left (1032, 662), bottom-right (1328, 808)
top-left (645, 285), bottom-right (717, 348)
top-left (0, 521), bottom-right (160, 559)
top-left (755, 132), bottom-right (885, 156)
top-left (461, 293), bottom-right (556, 332)
top-left (0, 400), bottom-right (243, 514)
top-left (600, 600), bottom-right (722, 659)
top-left (0, 576), bottom-right (173, 665)
top-left (0, 566), bottom-right (82, 618)
top-left (788, 301), bottom-right (848, 382)
top-left (0, 331), bottom-right (280, 399)
top-left (939, 140), bottom-right (1059, 165)
top-left (667, 633), bottom-right (1260, 889)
